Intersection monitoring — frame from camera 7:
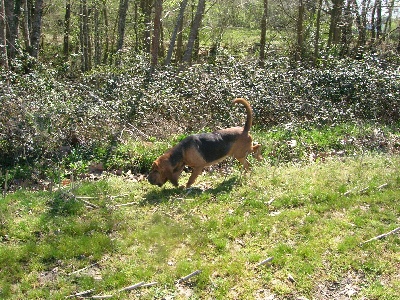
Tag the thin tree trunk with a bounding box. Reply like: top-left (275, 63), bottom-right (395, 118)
top-left (151, 0), bottom-right (163, 67)
top-left (328, 0), bottom-right (344, 47)
top-left (354, 0), bottom-right (369, 54)
top-left (102, 2), bottom-right (109, 64)
top-left (63, 0), bottom-right (71, 59)
top-left (259, 0), bottom-right (268, 66)
top-left (140, 0), bottom-right (152, 53)
top-left (5, 0), bottom-right (21, 61)
top-left (165, 0), bottom-right (188, 65)
top-left (295, 0), bottom-right (304, 61)
top-left (115, 0), bottom-right (129, 65)
top-left (30, 0), bottom-right (43, 58)
top-left (0, 0), bottom-right (8, 69)
top-left (375, 0), bottom-right (382, 40)
top-left (22, 0), bottom-right (30, 51)
top-left (93, 1), bottom-right (101, 65)
top-left (134, 1), bottom-right (139, 52)
top-left (182, 0), bottom-right (206, 65)
top-left (397, 19), bottom-right (400, 53)
top-left (176, 13), bottom-right (184, 63)
top-left (80, 0), bottom-right (90, 71)
top-left (116, 0), bottom-right (129, 52)
top-left (340, 0), bottom-right (353, 57)
top-left (313, 0), bottom-right (322, 66)
top-left (383, 0), bottom-right (395, 37)
top-left (371, 1), bottom-right (376, 43)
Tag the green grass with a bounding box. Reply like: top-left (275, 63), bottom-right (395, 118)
top-left (1, 150), bottom-right (399, 299)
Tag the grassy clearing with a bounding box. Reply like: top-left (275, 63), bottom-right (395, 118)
top-left (0, 150), bottom-right (399, 299)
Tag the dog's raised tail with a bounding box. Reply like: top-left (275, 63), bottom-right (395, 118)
top-left (233, 98), bottom-right (252, 132)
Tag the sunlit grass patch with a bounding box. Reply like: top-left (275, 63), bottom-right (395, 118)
top-left (0, 152), bottom-right (399, 299)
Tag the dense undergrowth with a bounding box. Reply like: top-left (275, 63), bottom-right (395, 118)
top-left (1, 55), bottom-right (399, 188)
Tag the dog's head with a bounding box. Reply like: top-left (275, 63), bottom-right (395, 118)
top-left (147, 160), bottom-right (168, 187)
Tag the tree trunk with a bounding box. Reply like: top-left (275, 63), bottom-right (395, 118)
top-left (397, 19), bottom-right (400, 53)
top-left (295, 0), bottom-right (304, 62)
top-left (93, 1), bottom-right (101, 65)
top-left (371, 1), bottom-right (376, 42)
top-left (313, 0), bottom-right (322, 66)
top-left (182, 0), bottom-right (206, 65)
top-left (134, 1), bottom-right (139, 52)
top-left (5, 0), bottom-right (21, 61)
top-left (259, 0), bottom-right (268, 66)
top-left (176, 6), bottom-right (184, 63)
top-left (165, 0), bottom-right (188, 65)
top-left (383, 0), bottom-right (395, 38)
top-left (340, 0), bottom-right (353, 57)
top-left (116, 0), bottom-right (129, 52)
top-left (328, 0), bottom-right (344, 47)
top-left (0, 0), bottom-right (8, 69)
top-left (102, 2), bottom-right (109, 64)
top-left (79, 0), bottom-right (91, 71)
top-left (151, 0), bottom-right (163, 67)
top-left (375, 0), bottom-right (382, 40)
top-left (354, 0), bottom-right (368, 56)
top-left (30, 0), bottom-right (43, 58)
top-left (21, 0), bottom-right (30, 51)
top-left (63, 0), bottom-right (71, 59)
top-left (140, 0), bottom-right (152, 53)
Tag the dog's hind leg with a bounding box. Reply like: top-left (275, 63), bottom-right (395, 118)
top-left (186, 167), bottom-right (203, 188)
top-left (236, 156), bottom-right (251, 171)
top-left (252, 144), bottom-right (263, 161)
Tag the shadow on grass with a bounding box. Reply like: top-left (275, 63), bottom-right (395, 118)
top-left (141, 176), bottom-right (239, 205)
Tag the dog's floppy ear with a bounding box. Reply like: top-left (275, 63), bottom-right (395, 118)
top-left (152, 157), bottom-right (168, 172)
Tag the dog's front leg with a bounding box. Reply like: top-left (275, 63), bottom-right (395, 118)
top-left (169, 166), bottom-right (185, 187)
top-left (186, 167), bottom-right (203, 188)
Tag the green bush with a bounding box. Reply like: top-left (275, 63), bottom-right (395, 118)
top-left (0, 55), bottom-right (399, 184)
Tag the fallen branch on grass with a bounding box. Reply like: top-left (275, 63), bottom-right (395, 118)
top-left (108, 194), bottom-right (129, 200)
top-left (75, 196), bottom-right (99, 208)
top-left (256, 257), bottom-right (273, 267)
top-left (119, 282), bottom-right (145, 292)
top-left (344, 182), bottom-right (388, 197)
top-left (361, 226), bottom-right (400, 245)
top-left (113, 201), bottom-right (137, 208)
top-left (66, 289), bottom-right (95, 298)
top-left (377, 183), bottom-right (388, 190)
top-left (90, 295), bottom-right (114, 299)
top-left (68, 258), bottom-right (107, 276)
top-left (140, 282), bottom-right (158, 288)
top-left (177, 270), bottom-right (202, 283)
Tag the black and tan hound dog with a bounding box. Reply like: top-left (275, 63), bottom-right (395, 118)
top-left (148, 98), bottom-right (262, 188)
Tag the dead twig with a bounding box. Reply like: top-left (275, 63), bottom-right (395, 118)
top-left (113, 201), bottom-right (137, 208)
top-left (141, 282), bottom-right (158, 288)
top-left (66, 289), bottom-right (95, 298)
top-left (177, 270), bottom-right (201, 283)
top-left (377, 183), bottom-right (388, 190)
top-left (68, 259), bottom-right (106, 276)
top-left (90, 295), bottom-right (114, 299)
top-left (75, 196), bottom-right (99, 208)
top-left (361, 226), bottom-right (400, 245)
top-left (108, 194), bottom-right (129, 200)
top-left (119, 282), bottom-right (145, 292)
top-left (256, 257), bottom-right (274, 267)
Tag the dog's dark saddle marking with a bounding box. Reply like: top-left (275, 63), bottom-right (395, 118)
top-left (195, 132), bottom-right (238, 162)
top-left (168, 132), bottom-right (238, 164)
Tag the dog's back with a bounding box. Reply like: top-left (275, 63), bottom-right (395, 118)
top-left (148, 98), bottom-right (261, 188)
